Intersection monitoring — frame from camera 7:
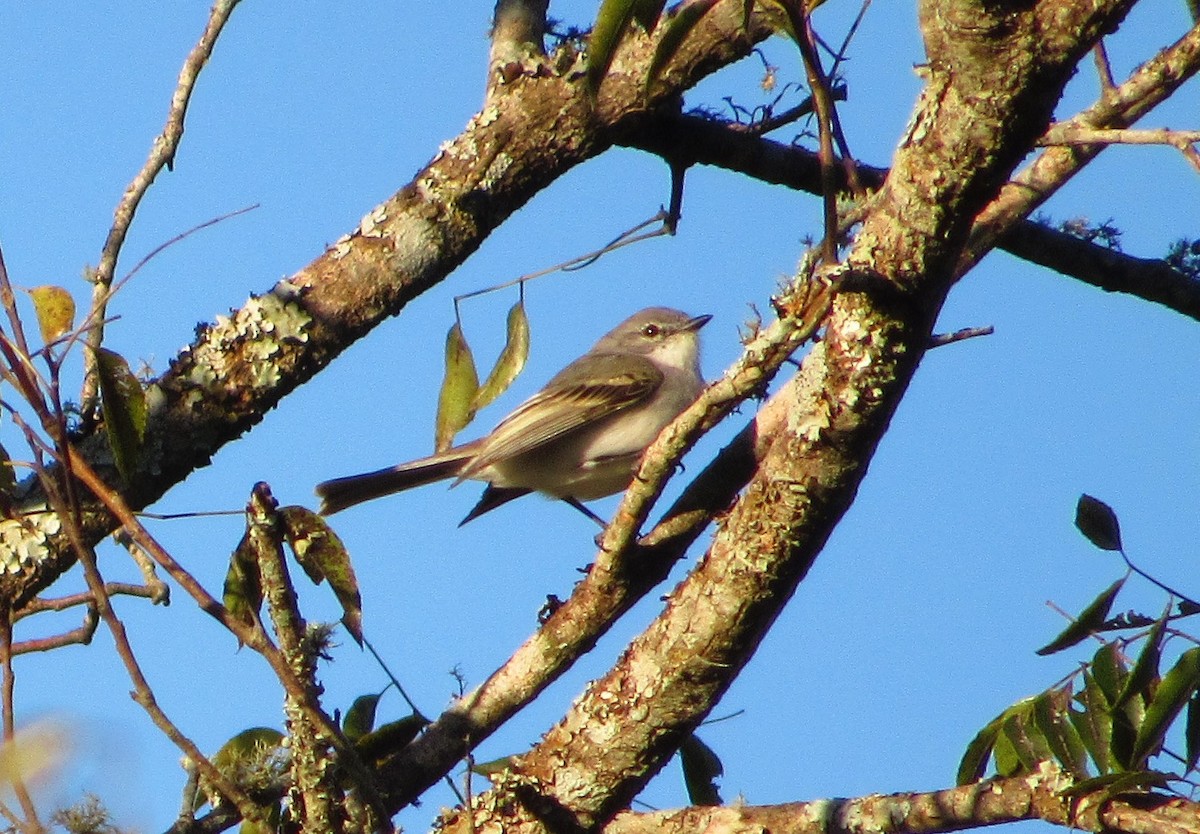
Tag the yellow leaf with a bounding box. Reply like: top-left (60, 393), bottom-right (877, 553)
top-left (434, 322), bottom-right (479, 452)
top-left (473, 300), bottom-right (530, 411)
top-left (27, 285), bottom-right (75, 344)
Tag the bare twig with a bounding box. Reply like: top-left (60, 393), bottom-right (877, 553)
top-left (783, 2), bottom-right (841, 263)
top-left (961, 22), bottom-right (1200, 273)
top-left (15, 583), bottom-right (161, 619)
top-left (82, 0), bottom-right (244, 415)
top-left (1093, 39), bottom-right (1117, 92)
top-left (1040, 125), bottom-right (1200, 146)
top-left (928, 325), bottom-right (994, 348)
top-left (0, 610), bottom-right (45, 832)
top-left (12, 606), bottom-right (100, 655)
top-left (9, 410), bottom-right (267, 826)
top-left (454, 210), bottom-right (673, 303)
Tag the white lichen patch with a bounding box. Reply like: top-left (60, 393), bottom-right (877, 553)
top-left (358, 204), bottom-right (389, 238)
top-left (330, 232), bottom-right (354, 260)
top-left (0, 513), bottom-right (63, 573)
top-left (182, 281), bottom-right (312, 398)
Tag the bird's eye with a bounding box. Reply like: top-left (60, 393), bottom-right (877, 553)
top-left (642, 324), bottom-right (660, 337)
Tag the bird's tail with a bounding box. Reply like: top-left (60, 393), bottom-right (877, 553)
top-left (316, 450), bottom-right (473, 515)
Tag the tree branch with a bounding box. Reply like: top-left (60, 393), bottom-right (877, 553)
top-left (619, 104), bottom-right (1200, 321)
top-left (604, 769), bottom-right (1200, 834)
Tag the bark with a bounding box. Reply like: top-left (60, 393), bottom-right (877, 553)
top-left (604, 768), bottom-right (1200, 834)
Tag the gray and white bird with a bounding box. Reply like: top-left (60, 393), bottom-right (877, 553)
top-left (316, 306), bottom-right (710, 524)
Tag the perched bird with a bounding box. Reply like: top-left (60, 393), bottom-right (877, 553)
top-left (316, 306), bottom-right (710, 524)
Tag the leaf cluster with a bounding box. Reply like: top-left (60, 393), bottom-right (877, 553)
top-left (223, 505), bottom-right (364, 646)
top-left (958, 495), bottom-right (1200, 798)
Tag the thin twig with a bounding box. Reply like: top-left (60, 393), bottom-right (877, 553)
top-left (1093, 39), bottom-right (1117, 92)
top-left (15, 583), bottom-right (161, 619)
top-left (113, 531), bottom-right (171, 603)
top-left (25, 437), bottom-right (268, 826)
top-left (1040, 126), bottom-right (1200, 146)
top-left (1120, 547), bottom-right (1200, 610)
top-left (136, 508), bottom-right (246, 520)
top-left (12, 607), bottom-right (100, 655)
top-left (785, 2), bottom-right (842, 263)
top-left (362, 638), bottom-right (425, 719)
top-left (82, 0), bottom-right (244, 416)
top-left (927, 325), bottom-right (994, 348)
top-left (453, 211), bottom-right (672, 302)
top-left (0, 610), bottom-right (45, 832)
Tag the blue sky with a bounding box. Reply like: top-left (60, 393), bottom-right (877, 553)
top-left (1, 2), bottom-right (1198, 831)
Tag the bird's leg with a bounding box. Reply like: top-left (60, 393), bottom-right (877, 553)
top-left (562, 497), bottom-right (608, 528)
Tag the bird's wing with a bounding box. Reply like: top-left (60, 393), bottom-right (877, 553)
top-left (457, 353), bottom-right (662, 480)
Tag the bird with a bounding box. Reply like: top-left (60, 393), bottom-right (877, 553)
top-left (316, 306), bottom-right (710, 525)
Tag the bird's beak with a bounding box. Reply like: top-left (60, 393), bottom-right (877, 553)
top-left (686, 314), bottom-right (713, 332)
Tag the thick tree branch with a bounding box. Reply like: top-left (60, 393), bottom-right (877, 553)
top-left (604, 769), bottom-right (1200, 834)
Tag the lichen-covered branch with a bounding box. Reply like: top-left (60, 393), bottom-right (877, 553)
top-left (604, 767), bottom-right (1200, 834)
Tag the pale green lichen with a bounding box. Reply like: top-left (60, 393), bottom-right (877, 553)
top-left (182, 281), bottom-right (311, 398)
top-left (0, 513), bottom-right (63, 574)
top-left (357, 204), bottom-right (389, 238)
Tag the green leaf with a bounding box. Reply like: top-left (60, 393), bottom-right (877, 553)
top-left (473, 300), bottom-right (529, 411)
top-left (343, 693), bottom-right (382, 742)
top-left (1036, 578), bottom-right (1125, 656)
top-left (434, 321), bottom-right (479, 452)
top-left (1075, 494), bottom-right (1123, 551)
top-left (223, 531), bottom-right (263, 642)
top-left (957, 711), bottom-right (1006, 784)
top-left (1185, 688), bottom-right (1200, 774)
top-left (1110, 701), bottom-right (1137, 770)
top-left (0, 441), bottom-right (16, 499)
top-left (1001, 706), bottom-right (1054, 773)
top-left (27, 285), bottom-right (75, 344)
top-left (354, 714), bottom-right (429, 765)
top-left (94, 347), bottom-right (147, 483)
top-left (279, 506), bottom-right (363, 645)
top-left (646, 0), bottom-right (722, 92)
top-left (1033, 689), bottom-right (1089, 777)
top-left (1113, 615), bottom-right (1166, 710)
top-left (1130, 647), bottom-right (1200, 766)
top-left (1091, 642), bottom-right (1127, 705)
top-left (1071, 671), bottom-right (1113, 774)
top-left (992, 723), bottom-right (1022, 776)
top-left (632, 0), bottom-right (668, 31)
top-left (679, 733), bottom-right (723, 806)
top-left (472, 755), bottom-right (520, 778)
top-left (588, 0), bottom-right (640, 92)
